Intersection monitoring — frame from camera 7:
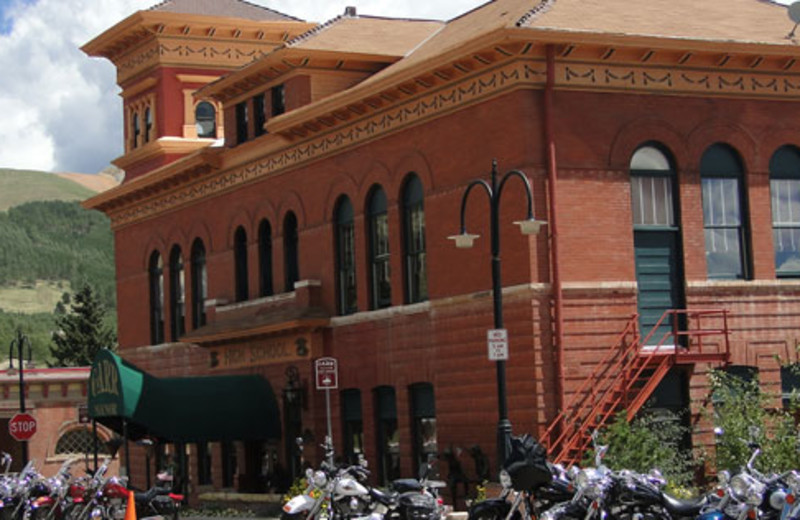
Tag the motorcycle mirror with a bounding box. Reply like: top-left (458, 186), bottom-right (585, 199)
top-left (748, 425), bottom-right (761, 440)
top-left (713, 427), bottom-right (724, 436)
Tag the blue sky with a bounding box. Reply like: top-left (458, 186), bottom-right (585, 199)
top-left (0, 0), bottom-right (795, 174)
top-left (0, 0), bottom-right (484, 174)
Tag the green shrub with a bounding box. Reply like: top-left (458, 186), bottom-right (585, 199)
top-left (707, 369), bottom-right (800, 474)
top-left (584, 409), bottom-right (695, 493)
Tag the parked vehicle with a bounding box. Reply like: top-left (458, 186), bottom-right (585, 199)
top-left (467, 434), bottom-right (573, 520)
top-left (282, 437), bottom-right (394, 520)
top-left (390, 455), bottom-right (447, 520)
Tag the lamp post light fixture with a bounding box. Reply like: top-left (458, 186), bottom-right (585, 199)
top-left (8, 329), bottom-right (34, 466)
top-left (448, 159), bottom-right (546, 468)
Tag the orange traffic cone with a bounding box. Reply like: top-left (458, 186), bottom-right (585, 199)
top-left (125, 490), bottom-right (137, 520)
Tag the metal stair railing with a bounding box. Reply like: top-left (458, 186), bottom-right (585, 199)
top-left (540, 308), bottom-right (731, 466)
top-left (539, 314), bottom-right (640, 461)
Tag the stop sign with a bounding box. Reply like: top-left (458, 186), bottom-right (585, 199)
top-left (8, 413), bottom-right (36, 441)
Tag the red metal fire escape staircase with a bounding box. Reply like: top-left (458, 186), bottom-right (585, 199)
top-left (539, 309), bottom-right (731, 467)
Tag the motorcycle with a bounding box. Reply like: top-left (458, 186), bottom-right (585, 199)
top-left (69, 459), bottom-right (128, 520)
top-left (390, 455), bottom-right (447, 520)
top-left (130, 468), bottom-right (182, 520)
top-left (27, 458), bottom-right (80, 520)
top-left (282, 437), bottom-right (394, 520)
top-left (467, 434), bottom-right (573, 520)
top-left (540, 432), bottom-right (706, 520)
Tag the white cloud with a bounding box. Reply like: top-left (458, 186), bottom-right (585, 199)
top-left (0, 0), bottom-right (483, 174)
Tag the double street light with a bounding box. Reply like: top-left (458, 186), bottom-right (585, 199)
top-left (449, 159), bottom-right (546, 468)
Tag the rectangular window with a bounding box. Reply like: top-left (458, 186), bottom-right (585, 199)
top-left (272, 84), bottom-right (286, 117)
top-left (235, 101), bottom-right (249, 144)
top-left (631, 176), bottom-right (675, 227)
top-left (253, 94), bottom-right (266, 137)
top-left (222, 441), bottom-right (237, 488)
top-left (702, 177), bottom-right (745, 279)
top-left (341, 390), bottom-right (363, 465)
top-left (771, 178), bottom-right (800, 276)
top-left (197, 442), bottom-right (212, 485)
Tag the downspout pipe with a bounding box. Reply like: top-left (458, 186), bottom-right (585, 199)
top-left (544, 44), bottom-right (565, 419)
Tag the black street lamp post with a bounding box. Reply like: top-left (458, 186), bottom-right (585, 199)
top-left (8, 329), bottom-right (33, 466)
top-left (449, 159), bottom-right (545, 469)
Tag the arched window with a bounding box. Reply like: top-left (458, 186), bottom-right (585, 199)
top-left (335, 196), bottom-right (357, 315)
top-left (234, 226), bottom-right (249, 302)
top-left (629, 144), bottom-right (685, 344)
top-left (701, 143), bottom-right (750, 279)
top-left (770, 145), bottom-right (800, 277)
top-left (149, 251), bottom-right (164, 345)
top-left (402, 174), bottom-right (427, 304)
top-left (367, 186), bottom-right (391, 309)
top-left (55, 428), bottom-right (111, 457)
top-left (169, 245), bottom-right (185, 341)
top-left (144, 107), bottom-right (153, 143)
top-left (284, 212), bottom-right (300, 292)
top-left (191, 239), bottom-right (207, 329)
top-left (132, 112), bottom-right (140, 149)
top-left (630, 145), bottom-right (676, 226)
top-left (195, 101), bottom-right (216, 138)
top-left (258, 219), bottom-right (274, 297)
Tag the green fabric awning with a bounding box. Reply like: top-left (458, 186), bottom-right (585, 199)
top-left (88, 350), bottom-right (281, 442)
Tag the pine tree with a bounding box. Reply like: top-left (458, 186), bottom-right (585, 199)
top-left (49, 284), bottom-right (117, 367)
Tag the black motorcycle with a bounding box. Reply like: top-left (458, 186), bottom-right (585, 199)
top-left (131, 471), bottom-right (183, 520)
top-left (467, 434), bottom-right (573, 520)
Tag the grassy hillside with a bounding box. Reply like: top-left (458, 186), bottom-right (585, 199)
top-left (0, 168), bottom-right (117, 363)
top-left (0, 168), bottom-right (98, 211)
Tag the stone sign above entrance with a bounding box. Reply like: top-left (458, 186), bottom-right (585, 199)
top-left (209, 334), bottom-right (311, 370)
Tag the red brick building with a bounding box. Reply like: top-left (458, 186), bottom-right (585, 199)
top-left (83, 0), bottom-right (800, 497)
top-left (0, 368), bottom-right (119, 477)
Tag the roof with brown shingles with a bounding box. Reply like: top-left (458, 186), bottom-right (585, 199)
top-left (287, 15), bottom-right (444, 57)
top-left (148, 0), bottom-right (302, 22)
top-left (344, 0), bottom-right (797, 97)
top-left (525, 0), bottom-right (791, 44)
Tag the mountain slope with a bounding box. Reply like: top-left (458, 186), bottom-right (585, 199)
top-left (0, 168), bottom-right (102, 211)
top-left (0, 168), bottom-right (117, 362)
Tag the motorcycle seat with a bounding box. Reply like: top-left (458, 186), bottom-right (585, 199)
top-left (134, 487), bottom-right (173, 504)
top-left (370, 488), bottom-right (398, 506)
top-left (391, 479), bottom-right (422, 493)
top-left (662, 493), bottom-right (707, 516)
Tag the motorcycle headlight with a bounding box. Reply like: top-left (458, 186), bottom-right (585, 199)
top-left (313, 471), bottom-right (327, 488)
top-left (730, 474), bottom-right (751, 502)
top-left (575, 468), bottom-right (598, 490)
top-left (499, 470), bottom-right (512, 489)
top-left (769, 490), bottom-right (787, 510)
top-left (747, 482), bottom-right (766, 506)
top-left (718, 470), bottom-right (731, 487)
top-left (731, 474), bottom-right (765, 505)
top-left (305, 468), bottom-right (315, 481)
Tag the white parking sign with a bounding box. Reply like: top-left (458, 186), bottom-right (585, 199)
top-left (487, 329), bottom-right (508, 360)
